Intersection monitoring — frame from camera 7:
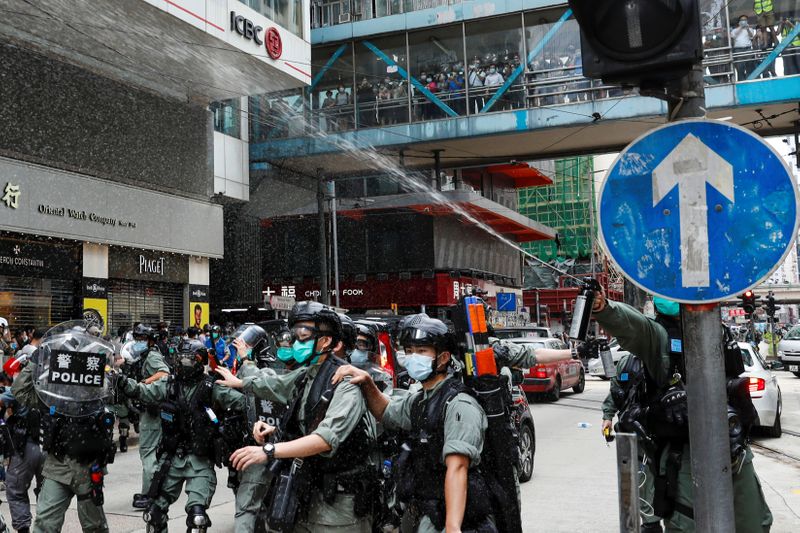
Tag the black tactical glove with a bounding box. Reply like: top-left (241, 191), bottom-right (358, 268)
top-left (661, 385), bottom-right (688, 426)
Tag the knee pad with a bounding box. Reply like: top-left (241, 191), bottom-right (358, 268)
top-left (143, 503), bottom-right (168, 532)
top-left (185, 504), bottom-right (211, 533)
top-left (119, 423), bottom-right (130, 437)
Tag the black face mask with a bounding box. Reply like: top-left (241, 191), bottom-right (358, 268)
top-left (174, 355), bottom-right (205, 382)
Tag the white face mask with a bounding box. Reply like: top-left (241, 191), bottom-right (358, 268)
top-left (739, 19), bottom-right (748, 27)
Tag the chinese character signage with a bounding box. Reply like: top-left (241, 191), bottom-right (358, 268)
top-left (2, 183), bottom-right (20, 209)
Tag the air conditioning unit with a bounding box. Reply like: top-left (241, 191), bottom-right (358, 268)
top-left (338, 12), bottom-right (351, 23)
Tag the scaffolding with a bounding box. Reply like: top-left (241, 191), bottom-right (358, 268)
top-left (518, 156), bottom-right (596, 261)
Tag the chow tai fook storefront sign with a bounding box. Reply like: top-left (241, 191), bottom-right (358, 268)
top-left (264, 274), bottom-right (497, 309)
top-left (0, 157), bottom-right (223, 258)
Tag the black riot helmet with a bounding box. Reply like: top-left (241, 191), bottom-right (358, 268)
top-left (133, 324), bottom-right (157, 342)
top-left (288, 301), bottom-right (342, 344)
top-left (235, 325), bottom-right (269, 360)
top-left (173, 338), bottom-right (208, 382)
top-left (398, 313), bottom-right (455, 354)
top-left (338, 313), bottom-right (357, 351)
top-left (354, 322), bottom-right (379, 353)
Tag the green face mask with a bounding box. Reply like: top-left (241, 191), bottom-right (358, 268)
top-left (276, 346), bottom-right (294, 363)
top-left (291, 339), bottom-right (320, 365)
top-left (654, 297), bottom-right (680, 317)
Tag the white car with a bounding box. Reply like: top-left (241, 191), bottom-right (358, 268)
top-left (586, 338), bottom-right (631, 379)
top-left (738, 342), bottom-right (782, 438)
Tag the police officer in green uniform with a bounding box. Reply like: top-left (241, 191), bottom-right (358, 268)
top-left (229, 325), bottom-right (288, 533)
top-left (11, 321), bottom-right (117, 533)
top-left (215, 301), bottom-right (377, 533)
top-left (333, 314), bottom-right (492, 532)
top-left (127, 324), bottom-right (171, 509)
top-left (119, 338), bottom-right (245, 532)
top-left (592, 291), bottom-right (773, 532)
top-left (601, 353), bottom-right (662, 532)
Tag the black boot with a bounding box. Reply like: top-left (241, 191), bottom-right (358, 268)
top-left (119, 437), bottom-right (127, 453)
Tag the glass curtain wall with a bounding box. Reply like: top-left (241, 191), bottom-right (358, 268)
top-left (354, 35), bottom-right (409, 127)
top-left (240, 0), bottom-right (305, 37)
top-left (408, 24), bottom-right (465, 119)
top-left (465, 15), bottom-right (524, 114)
top-left (310, 43), bottom-right (356, 133)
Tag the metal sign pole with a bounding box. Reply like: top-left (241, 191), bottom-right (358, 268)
top-left (615, 433), bottom-right (640, 533)
top-left (317, 172), bottom-right (330, 305)
top-left (671, 65), bottom-right (735, 531)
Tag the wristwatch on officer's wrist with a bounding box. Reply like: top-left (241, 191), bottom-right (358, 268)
top-left (262, 442), bottom-right (276, 460)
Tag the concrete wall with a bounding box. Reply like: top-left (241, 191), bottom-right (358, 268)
top-left (0, 42), bottom-right (212, 199)
top-left (433, 217), bottom-right (522, 282)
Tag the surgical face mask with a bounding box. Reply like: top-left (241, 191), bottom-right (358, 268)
top-left (276, 346), bottom-right (294, 363)
top-left (212, 333), bottom-right (219, 340)
top-left (395, 350), bottom-right (407, 368)
top-left (654, 297), bottom-right (681, 317)
top-left (245, 348), bottom-right (253, 359)
top-left (291, 339), bottom-right (318, 365)
top-left (405, 354), bottom-right (434, 382)
top-left (133, 341), bottom-right (148, 353)
top-left (489, 68), bottom-right (496, 74)
top-left (739, 19), bottom-right (747, 27)
top-left (349, 349), bottom-right (369, 366)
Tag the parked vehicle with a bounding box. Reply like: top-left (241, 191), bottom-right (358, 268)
top-left (507, 337), bottom-right (584, 401)
top-left (777, 325), bottom-right (800, 377)
top-left (510, 380), bottom-right (536, 482)
top-left (494, 326), bottom-right (553, 340)
top-left (739, 342), bottom-right (782, 438)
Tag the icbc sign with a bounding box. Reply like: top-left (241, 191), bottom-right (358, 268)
top-left (266, 27), bottom-right (282, 59)
top-left (230, 11), bottom-right (282, 60)
top-left (230, 11), bottom-right (264, 45)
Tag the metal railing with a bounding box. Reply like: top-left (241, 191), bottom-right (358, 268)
top-left (253, 45), bottom-right (800, 141)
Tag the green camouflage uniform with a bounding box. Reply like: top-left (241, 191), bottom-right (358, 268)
top-left (123, 375), bottom-right (245, 529)
top-left (595, 300), bottom-right (773, 532)
top-left (11, 359), bottom-right (108, 533)
top-left (233, 361), bottom-right (279, 533)
top-left (601, 353), bottom-right (661, 528)
top-left (381, 376), bottom-right (488, 533)
top-left (241, 358), bottom-right (376, 532)
top-left (137, 349), bottom-right (170, 495)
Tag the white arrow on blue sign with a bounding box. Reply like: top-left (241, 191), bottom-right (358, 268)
top-left (599, 119), bottom-right (799, 304)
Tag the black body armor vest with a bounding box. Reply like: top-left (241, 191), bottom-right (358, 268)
top-left (158, 375), bottom-right (220, 461)
top-left (43, 410), bottom-right (115, 464)
top-left (399, 378), bottom-right (492, 530)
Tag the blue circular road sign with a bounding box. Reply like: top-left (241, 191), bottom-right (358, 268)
top-left (599, 119), bottom-right (799, 304)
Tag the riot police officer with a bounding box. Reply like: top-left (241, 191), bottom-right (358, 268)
top-left (592, 292), bottom-right (773, 532)
top-left (334, 314), bottom-right (493, 532)
top-left (229, 325), bottom-right (288, 533)
top-left (127, 324), bottom-right (171, 510)
top-left (119, 339), bottom-right (245, 533)
top-left (600, 353), bottom-right (662, 532)
top-left (11, 321), bottom-right (117, 533)
top-left (215, 301), bottom-right (377, 532)
top-left (0, 372), bottom-right (44, 533)
top-left (351, 321), bottom-right (393, 393)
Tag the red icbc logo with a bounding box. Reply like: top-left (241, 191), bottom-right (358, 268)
top-left (266, 27), bottom-right (282, 59)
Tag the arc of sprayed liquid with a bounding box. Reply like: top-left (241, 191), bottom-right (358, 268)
top-left (307, 128), bottom-right (581, 283)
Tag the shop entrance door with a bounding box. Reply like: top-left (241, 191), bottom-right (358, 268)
top-left (107, 279), bottom-right (184, 334)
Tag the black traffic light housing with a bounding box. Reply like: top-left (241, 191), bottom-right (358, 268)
top-left (568, 0), bottom-right (703, 87)
top-left (738, 290), bottom-right (761, 318)
top-left (765, 292), bottom-right (781, 318)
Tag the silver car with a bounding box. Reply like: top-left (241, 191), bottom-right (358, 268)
top-left (586, 338), bottom-right (631, 379)
top-left (777, 325), bottom-right (800, 377)
top-left (739, 342), bottom-right (782, 438)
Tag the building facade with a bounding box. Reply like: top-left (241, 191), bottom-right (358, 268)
top-left (0, 0), bottom-right (310, 334)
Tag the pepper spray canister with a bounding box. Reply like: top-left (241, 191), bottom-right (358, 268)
top-left (569, 283), bottom-right (595, 341)
top-left (598, 340), bottom-right (616, 378)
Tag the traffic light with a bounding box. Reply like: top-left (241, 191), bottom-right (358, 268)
top-left (765, 291), bottom-right (781, 319)
top-left (738, 290), bottom-right (761, 318)
top-left (568, 0), bottom-right (703, 87)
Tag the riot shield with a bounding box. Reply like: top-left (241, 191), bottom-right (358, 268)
top-left (33, 321), bottom-right (115, 417)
